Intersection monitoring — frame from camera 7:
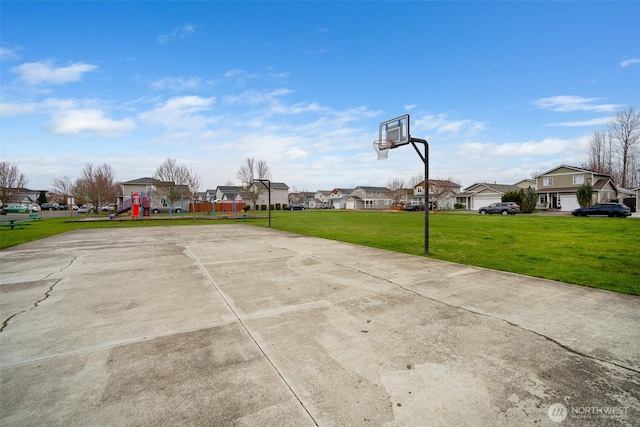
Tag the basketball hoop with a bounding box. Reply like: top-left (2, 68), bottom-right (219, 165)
top-left (373, 139), bottom-right (395, 160)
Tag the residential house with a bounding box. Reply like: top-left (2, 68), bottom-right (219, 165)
top-left (411, 180), bottom-right (462, 210)
top-left (1, 187), bottom-right (42, 207)
top-left (215, 186), bottom-right (243, 202)
top-left (310, 190), bottom-right (333, 209)
top-left (120, 177), bottom-right (192, 211)
top-left (348, 186), bottom-right (392, 210)
top-left (535, 165), bottom-right (618, 211)
top-left (251, 182), bottom-right (290, 209)
top-left (328, 188), bottom-right (354, 210)
top-left (514, 179), bottom-right (536, 190)
top-left (456, 183), bottom-right (522, 210)
top-left (289, 192), bottom-right (316, 207)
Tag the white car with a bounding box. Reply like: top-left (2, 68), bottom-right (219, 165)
top-left (30, 204), bottom-right (41, 212)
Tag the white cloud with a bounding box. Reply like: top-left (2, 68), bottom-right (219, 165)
top-left (223, 88), bottom-right (292, 106)
top-left (139, 95), bottom-right (216, 129)
top-left (48, 109), bottom-right (136, 136)
top-left (12, 61), bottom-right (97, 85)
top-left (532, 95), bottom-right (621, 112)
top-left (150, 76), bottom-right (210, 91)
top-left (544, 117), bottom-right (612, 127)
top-left (460, 136), bottom-right (589, 160)
top-left (620, 58), bottom-right (640, 68)
top-left (157, 23), bottom-right (196, 44)
top-left (413, 113), bottom-right (487, 136)
top-left (0, 102), bottom-right (37, 117)
top-left (0, 47), bottom-right (19, 61)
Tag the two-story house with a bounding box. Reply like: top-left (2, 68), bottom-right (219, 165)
top-left (411, 180), bottom-right (462, 210)
top-left (252, 182), bottom-right (290, 209)
top-left (345, 186), bottom-right (393, 210)
top-left (120, 177), bottom-right (192, 213)
top-left (535, 165), bottom-right (618, 211)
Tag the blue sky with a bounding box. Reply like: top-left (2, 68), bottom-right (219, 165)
top-left (1, 1), bottom-right (639, 192)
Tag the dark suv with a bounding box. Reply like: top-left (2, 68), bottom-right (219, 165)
top-left (571, 203), bottom-right (631, 218)
top-left (478, 202), bottom-right (520, 215)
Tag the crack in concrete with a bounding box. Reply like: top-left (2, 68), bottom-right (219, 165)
top-left (1, 255), bottom-right (80, 334)
top-left (1, 279), bottom-right (62, 333)
top-left (281, 245), bottom-right (640, 376)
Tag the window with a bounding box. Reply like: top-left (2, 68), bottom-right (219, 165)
top-left (573, 175), bottom-right (584, 185)
top-left (365, 200), bottom-right (374, 208)
top-left (543, 177), bottom-right (553, 186)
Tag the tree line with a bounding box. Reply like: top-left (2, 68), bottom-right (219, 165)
top-left (584, 107), bottom-right (640, 189)
top-left (0, 157), bottom-right (271, 214)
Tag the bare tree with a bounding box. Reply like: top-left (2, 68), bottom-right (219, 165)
top-left (237, 157), bottom-right (272, 208)
top-left (609, 107), bottom-right (640, 188)
top-left (0, 162), bottom-right (29, 213)
top-left (73, 163), bottom-right (120, 212)
top-left (408, 174), bottom-right (423, 188)
top-left (386, 178), bottom-right (406, 206)
top-left (584, 130), bottom-right (614, 175)
top-left (153, 158), bottom-right (201, 206)
top-left (51, 175), bottom-right (75, 204)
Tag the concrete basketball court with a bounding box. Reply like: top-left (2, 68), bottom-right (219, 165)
top-left (1, 224), bottom-right (638, 426)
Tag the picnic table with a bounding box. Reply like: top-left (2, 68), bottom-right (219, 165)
top-left (0, 218), bottom-right (32, 229)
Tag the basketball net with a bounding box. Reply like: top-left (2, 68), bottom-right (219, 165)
top-left (373, 139), bottom-right (395, 160)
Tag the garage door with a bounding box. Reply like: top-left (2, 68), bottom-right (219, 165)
top-left (560, 195), bottom-right (580, 212)
top-left (472, 197), bottom-right (502, 210)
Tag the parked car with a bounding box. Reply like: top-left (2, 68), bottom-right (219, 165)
top-left (288, 204), bottom-right (305, 210)
top-left (101, 205), bottom-right (115, 212)
top-left (404, 203), bottom-right (425, 211)
top-left (77, 206), bottom-right (89, 214)
top-left (151, 205), bottom-right (183, 213)
top-left (571, 203), bottom-right (631, 218)
top-left (41, 202), bottom-right (60, 211)
top-left (30, 204), bottom-right (41, 212)
top-left (5, 204), bottom-right (29, 213)
top-left (478, 202), bottom-right (520, 215)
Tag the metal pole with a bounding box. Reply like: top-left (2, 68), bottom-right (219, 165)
top-left (256, 179), bottom-right (272, 227)
top-left (410, 138), bottom-right (429, 254)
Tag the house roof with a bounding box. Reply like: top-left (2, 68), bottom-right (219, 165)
top-left (122, 177), bottom-right (171, 186)
top-left (535, 164), bottom-right (610, 178)
top-left (462, 183), bottom-right (520, 194)
top-left (330, 188), bottom-right (354, 194)
top-left (356, 186), bottom-right (389, 191)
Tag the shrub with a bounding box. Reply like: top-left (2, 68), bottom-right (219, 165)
top-left (520, 187), bottom-right (537, 213)
top-left (577, 183), bottom-right (594, 208)
top-left (454, 203), bottom-right (465, 209)
top-left (502, 190), bottom-right (523, 206)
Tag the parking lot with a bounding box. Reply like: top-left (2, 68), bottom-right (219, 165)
top-left (1, 224), bottom-right (638, 425)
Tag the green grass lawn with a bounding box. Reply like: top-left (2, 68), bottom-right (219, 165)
top-left (1, 211), bottom-right (638, 295)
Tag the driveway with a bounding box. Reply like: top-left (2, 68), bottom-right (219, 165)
top-left (1, 225), bottom-right (638, 426)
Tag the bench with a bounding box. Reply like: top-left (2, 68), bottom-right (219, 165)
top-left (29, 212), bottom-right (40, 220)
top-left (0, 219), bottom-right (32, 229)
